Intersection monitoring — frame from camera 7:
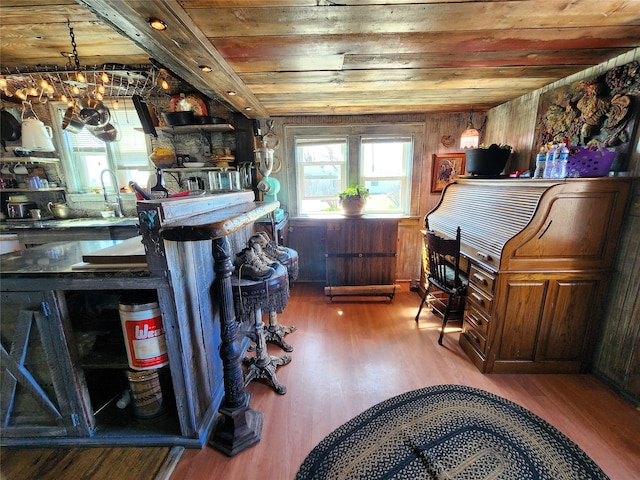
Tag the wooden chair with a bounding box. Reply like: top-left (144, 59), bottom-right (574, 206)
top-left (415, 226), bottom-right (468, 344)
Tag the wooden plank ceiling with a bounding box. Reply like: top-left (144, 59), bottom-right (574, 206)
top-left (0, 0), bottom-right (639, 118)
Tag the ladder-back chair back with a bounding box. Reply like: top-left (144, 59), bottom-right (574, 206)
top-left (415, 226), bottom-right (468, 344)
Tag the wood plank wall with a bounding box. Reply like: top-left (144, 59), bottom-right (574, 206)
top-left (271, 48), bottom-right (640, 402)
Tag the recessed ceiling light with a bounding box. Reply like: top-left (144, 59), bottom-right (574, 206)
top-left (199, 65), bottom-right (212, 73)
top-left (244, 106), bottom-right (253, 111)
top-left (227, 91), bottom-right (237, 96)
top-left (148, 18), bottom-right (167, 31)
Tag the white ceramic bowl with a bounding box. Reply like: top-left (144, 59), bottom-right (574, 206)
top-left (183, 162), bottom-right (205, 168)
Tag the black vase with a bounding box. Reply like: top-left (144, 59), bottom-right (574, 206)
top-left (465, 148), bottom-right (510, 176)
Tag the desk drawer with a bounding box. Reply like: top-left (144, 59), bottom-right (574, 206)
top-left (462, 322), bottom-right (487, 353)
top-left (467, 283), bottom-right (493, 317)
top-left (464, 304), bottom-right (489, 336)
top-left (469, 264), bottom-right (495, 295)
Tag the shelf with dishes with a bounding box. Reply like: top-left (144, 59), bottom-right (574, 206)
top-left (156, 124), bottom-right (234, 135)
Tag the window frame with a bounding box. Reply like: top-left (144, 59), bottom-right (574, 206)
top-left (48, 99), bottom-right (152, 194)
top-left (285, 123), bottom-right (424, 217)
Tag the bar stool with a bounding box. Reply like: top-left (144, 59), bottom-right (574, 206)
top-left (263, 247), bottom-right (299, 352)
top-left (232, 263), bottom-right (291, 394)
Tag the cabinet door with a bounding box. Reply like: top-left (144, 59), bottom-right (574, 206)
top-left (325, 218), bottom-right (398, 286)
top-left (536, 278), bottom-right (602, 364)
top-left (492, 274), bottom-right (602, 372)
top-left (0, 291), bottom-right (89, 438)
top-left (494, 279), bottom-right (547, 362)
top-left (288, 221), bottom-right (327, 282)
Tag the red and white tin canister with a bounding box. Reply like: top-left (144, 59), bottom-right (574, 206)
top-left (119, 301), bottom-right (169, 370)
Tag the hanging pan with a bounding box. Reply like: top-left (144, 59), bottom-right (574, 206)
top-left (78, 98), bottom-right (111, 128)
top-left (61, 105), bottom-right (85, 134)
top-left (88, 122), bottom-right (119, 143)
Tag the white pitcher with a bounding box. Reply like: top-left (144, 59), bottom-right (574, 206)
top-left (21, 117), bottom-right (55, 152)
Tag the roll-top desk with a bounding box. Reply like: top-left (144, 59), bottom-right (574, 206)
top-left (426, 177), bottom-right (632, 374)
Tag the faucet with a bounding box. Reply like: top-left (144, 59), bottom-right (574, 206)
top-left (100, 169), bottom-right (125, 217)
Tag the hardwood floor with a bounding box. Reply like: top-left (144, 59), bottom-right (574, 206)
top-left (171, 283), bottom-right (640, 480)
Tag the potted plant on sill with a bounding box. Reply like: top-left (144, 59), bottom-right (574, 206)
top-left (339, 184), bottom-right (370, 216)
top-left (465, 143), bottom-right (512, 176)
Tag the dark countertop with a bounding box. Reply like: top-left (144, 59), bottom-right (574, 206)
top-left (0, 217), bottom-right (139, 231)
top-left (0, 239), bottom-right (129, 274)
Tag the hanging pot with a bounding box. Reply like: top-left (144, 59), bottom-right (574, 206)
top-left (61, 106), bottom-right (85, 134)
top-left (88, 123), bottom-right (119, 143)
top-left (78, 98), bottom-right (110, 128)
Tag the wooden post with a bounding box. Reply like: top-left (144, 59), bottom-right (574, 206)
top-left (208, 236), bottom-right (263, 456)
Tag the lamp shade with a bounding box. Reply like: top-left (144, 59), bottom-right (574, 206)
top-left (460, 127), bottom-right (480, 149)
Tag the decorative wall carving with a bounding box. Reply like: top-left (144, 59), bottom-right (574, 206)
top-left (534, 61), bottom-right (639, 171)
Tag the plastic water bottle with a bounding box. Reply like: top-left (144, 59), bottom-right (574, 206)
top-left (556, 143), bottom-right (569, 178)
top-left (534, 153), bottom-right (546, 178)
top-left (543, 144), bottom-right (557, 178)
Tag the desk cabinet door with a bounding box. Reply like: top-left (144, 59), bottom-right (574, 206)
top-left (492, 273), bottom-right (603, 373)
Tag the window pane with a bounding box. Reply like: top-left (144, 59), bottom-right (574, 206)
top-left (58, 98), bottom-right (150, 192)
top-left (365, 179), bottom-right (403, 212)
top-left (361, 136), bottom-right (412, 214)
top-left (362, 137), bottom-right (411, 178)
top-left (296, 137), bottom-right (347, 215)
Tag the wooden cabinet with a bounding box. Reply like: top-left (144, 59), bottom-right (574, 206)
top-left (0, 192), bottom-right (273, 447)
top-left (428, 178), bottom-right (632, 374)
top-left (0, 276), bottom-right (181, 445)
top-left (324, 217), bottom-right (398, 298)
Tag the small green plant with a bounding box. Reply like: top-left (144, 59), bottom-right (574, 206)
top-left (339, 184), bottom-right (370, 198)
top-left (479, 143), bottom-right (512, 151)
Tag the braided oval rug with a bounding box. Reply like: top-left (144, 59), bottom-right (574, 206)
top-left (295, 384), bottom-right (607, 480)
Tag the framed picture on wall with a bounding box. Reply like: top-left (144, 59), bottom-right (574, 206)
top-left (431, 153), bottom-right (465, 193)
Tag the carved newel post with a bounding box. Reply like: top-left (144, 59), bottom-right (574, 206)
top-left (208, 236), bottom-right (263, 456)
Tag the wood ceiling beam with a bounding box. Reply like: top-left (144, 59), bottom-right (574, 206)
top-left (77, 0), bottom-right (268, 118)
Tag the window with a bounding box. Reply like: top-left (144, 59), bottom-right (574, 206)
top-left (295, 136), bottom-right (347, 215)
top-left (360, 136), bottom-right (413, 214)
top-left (289, 124), bottom-right (422, 216)
top-left (52, 99), bottom-right (151, 193)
